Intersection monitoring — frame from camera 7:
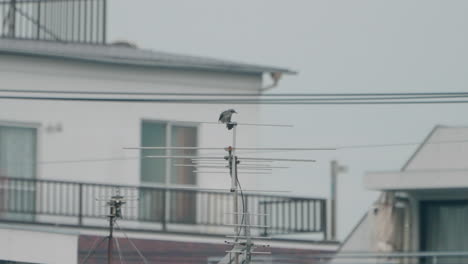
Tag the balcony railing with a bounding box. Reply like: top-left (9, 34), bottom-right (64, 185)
top-left (0, 0), bottom-right (106, 44)
top-left (0, 177), bottom-right (328, 238)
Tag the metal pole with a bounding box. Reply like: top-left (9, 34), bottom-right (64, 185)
top-left (108, 210), bottom-right (114, 264)
top-left (78, 183), bottom-right (83, 226)
top-left (330, 160), bottom-right (347, 241)
top-left (102, 0), bottom-right (106, 43)
top-left (330, 160), bottom-right (337, 241)
top-left (231, 124), bottom-right (239, 264)
top-left (8, 0), bottom-right (16, 37)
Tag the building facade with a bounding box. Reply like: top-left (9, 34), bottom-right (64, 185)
top-left (0, 33), bottom-right (335, 264)
top-left (334, 125), bottom-right (468, 263)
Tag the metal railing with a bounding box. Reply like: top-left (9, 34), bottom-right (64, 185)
top-left (0, 0), bottom-right (106, 44)
top-left (313, 251), bottom-right (468, 264)
top-left (209, 251), bottom-right (468, 264)
top-left (0, 177), bottom-right (327, 238)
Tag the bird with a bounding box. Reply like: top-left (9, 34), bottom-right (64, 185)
top-left (218, 109), bottom-right (237, 130)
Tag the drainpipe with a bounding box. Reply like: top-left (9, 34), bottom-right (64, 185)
top-left (260, 72), bottom-right (283, 92)
top-left (396, 192), bottom-right (412, 264)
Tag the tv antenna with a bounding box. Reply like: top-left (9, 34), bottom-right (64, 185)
top-left (124, 109), bottom-right (334, 264)
top-left (80, 188), bottom-right (149, 264)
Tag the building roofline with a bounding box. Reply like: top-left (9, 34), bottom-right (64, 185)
top-left (0, 38), bottom-right (297, 75)
top-left (400, 125), bottom-right (444, 171)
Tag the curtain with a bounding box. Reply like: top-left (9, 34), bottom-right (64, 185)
top-left (421, 200), bottom-right (468, 264)
top-left (170, 125), bottom-right (197, 185)
top-left (170, 125), bottom-right (197, 223)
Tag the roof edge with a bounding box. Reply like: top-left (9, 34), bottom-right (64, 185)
top-left (0, 38), bottom-right (297, 75)
top-left (400, 125), bottom-right (444, 171)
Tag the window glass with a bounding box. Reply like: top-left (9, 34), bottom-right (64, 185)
top-left (0, 125), bottom-right (37, 221)
top-left (139, 121), bottom-right (198, 224)
top-left (0, 126), bottom-right (36, 179)
top-left (171, 125), bottom-right (197, 185)
top-left (140, 122), bottom-right (166, 183)
top-left (421, 200), bottom-right (468, 263)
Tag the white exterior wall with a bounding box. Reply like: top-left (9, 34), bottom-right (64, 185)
top-left (363, 126), bottom-right (468, 254)
top-left (0, 54), bottom-right (263, 190)
top-left (0, 225), bottom-right (78, 264)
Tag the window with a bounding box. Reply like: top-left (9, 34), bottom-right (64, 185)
top-left (140, 122), bottom-right (166, 183)
top-left (140, 121), bottom-right (197, 223)
top-left (420, 200), bottom-right (468, 263)
top-left (0, 125), bottom-right (37, 221)
top-left (140, 121), bottom-right (197, 185)
top-left (0, 126), bottom-right (37, 179)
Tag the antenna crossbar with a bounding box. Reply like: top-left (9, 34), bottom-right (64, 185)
top-left (200, 121), bottom-right (293, 127)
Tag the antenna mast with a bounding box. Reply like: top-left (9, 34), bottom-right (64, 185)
top-left (106, 190), bottom-right (125, 264)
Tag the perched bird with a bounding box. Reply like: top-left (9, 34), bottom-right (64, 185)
top-left (218, 109), bottom-right (237, 130)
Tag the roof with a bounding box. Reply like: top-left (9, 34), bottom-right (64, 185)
top-left (400, 125), bottom-right (442, 171)
top-left (365, 125), bottom-right (468, 191)
top-left (0, 38), bottom-right (296, 75)
top-left (401, 125), bottom-right (468, 171)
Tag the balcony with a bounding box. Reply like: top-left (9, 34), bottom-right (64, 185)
top-left (0, 177), bottom-right (328, 239)
top-left (0, 0), bottom-right (106, 44)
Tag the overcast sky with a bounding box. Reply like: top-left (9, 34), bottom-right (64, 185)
top-left (107, 0), bottom-right (468, 239)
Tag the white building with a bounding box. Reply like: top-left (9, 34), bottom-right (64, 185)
top-left (0, 37), bottom-right (294, 188)
top-left (0, 37), bottom-right (336, 264)
top-left (0, 1), bottom-right (337, 262)
top-left (333, 125), bottom-right (468, 263)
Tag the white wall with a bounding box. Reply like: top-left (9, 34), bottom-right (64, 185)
top-left (0, 225), bottom-right (78, 264)
top-left (405, 126), bottom-right (468, 171)
top-left (0, 54), bottom-right (263, 190)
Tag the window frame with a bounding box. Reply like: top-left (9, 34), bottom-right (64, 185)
top-left (139, 119), bottom-right (199, 187)
top-left (0, 120), bottom-right (40, 180)
top-left (0, 120), bottom-right (40, 222)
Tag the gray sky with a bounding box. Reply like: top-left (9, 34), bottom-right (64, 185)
top-left (108, 0), bottom-right (468, 239)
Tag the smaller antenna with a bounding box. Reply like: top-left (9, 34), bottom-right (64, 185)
top-left (81, 189), bottom-right (147, 264)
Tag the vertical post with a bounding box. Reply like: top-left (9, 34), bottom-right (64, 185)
top-left (108, 215), bottom-right (114, 264)
top-left (78, 183), bottom-right (83, 226)
top-left (330, 160), bottom-right (346, 241)
top-left (8, 0), bottom-right (16, 37)
top-left (230, 124), bottom-right (239, 264)
top-left (102, 0), bottom-right (106, 43)
top-left (321, 200), bottom-right (327, 241)
top-left (330, 160), bottom-right (337, 241)
top-left (161, 188), bottom-right (167, 231)
top-left (36, 0), bottom-right (41, 39)
top-left (263, 202), bottom-right (268, 236)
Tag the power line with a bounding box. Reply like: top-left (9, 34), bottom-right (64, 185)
top-left (37, 139), bottom-right (468, 165)
top-left (3, 88), bottom-right (468, 97)
top-left (4, 95), bottom-right (468, 104)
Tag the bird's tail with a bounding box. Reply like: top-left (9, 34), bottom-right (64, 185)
top-left (227, 123), bottom-right (234, 130)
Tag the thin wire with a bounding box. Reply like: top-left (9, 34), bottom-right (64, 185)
top-left (40, 156), bottom-right (140, 164)
top-left (236, 177), bottom-right (246, 239)
top-left (5, 88), bottom-right (468, 97)
top-left (36, 139), bottom-right (468, 165)
top-left (114, 221), bottom-right (149, 264)
top-left (114, 235), bottom-right (126, 264)
top-left (5, 95), bottom-right (468, 104)
top-left (80, 236), bottom-right (108, 264)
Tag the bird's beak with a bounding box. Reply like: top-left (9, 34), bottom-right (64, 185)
top-left (234, 110), bottom-right (238, 113)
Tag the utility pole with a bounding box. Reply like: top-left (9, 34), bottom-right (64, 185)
top-left (107, 193), bottom-right (125, 264)
top-left (6, 0), bottom-right (16, 37)
top-left (229, 123), bottom-right (240, 264)
top-left (330, 160), bottom-right (347, 241)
